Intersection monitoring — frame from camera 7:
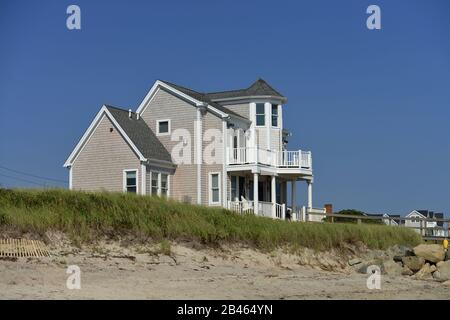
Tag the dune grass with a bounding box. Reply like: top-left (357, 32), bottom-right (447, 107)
top-left (0, 189), bottom-right (422, 251)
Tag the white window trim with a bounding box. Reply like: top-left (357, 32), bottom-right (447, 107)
top-left (209, 172), bottom-right (221, 206)
top-left (156, 119), bottom-right (171, 136)
top-left (123, 169), bottom-right (139, 194)
top-left (255, 103), bottom-right (266, 127)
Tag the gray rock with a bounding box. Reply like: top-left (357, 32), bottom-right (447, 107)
top-left (413, 244), bottom-right (445, 263)
top-left (433, 270), bottom-right (441, 280)
top-left (381, 260), bottom-right (403, 276)
top-left (388, 245), bottom-right (413, 257)
top-left (393, 255), bottom-right (404, 263)
top-left (348, 258), bottom-right (362, 266)
top-left (401, 256), bottom-right (425, 272)
top-left (435, 260), bottom-right (450, 281)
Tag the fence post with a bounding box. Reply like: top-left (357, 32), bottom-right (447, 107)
top-left (282, 204), bottom-right (286, 220)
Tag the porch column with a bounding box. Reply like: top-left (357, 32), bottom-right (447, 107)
top-left (253, 173), bottom-right (259, 215)
top-left (307, 180), bottom-right (313, 209)
top-left (271, 175), bottom-right (276, 218)
top-left (291, 180), bottom-right (297, 214)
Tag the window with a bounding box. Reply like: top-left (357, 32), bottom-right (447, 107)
top-left (151, 171), bottom-right (170, 197)
top-left (209, 173), bottom-right (221, 205)
top-left (161, 174), bottom-right (168, 197)
top-left (151, 172), bottom-right (159, 195)
top-left (124, 170), bottom-right (137, 193)
top-left (256, 103), bottom-right (265, 126)
top-left (271, 104), bottom-right (278, 127)
top-left (157, 119), bottom-right (170, 135)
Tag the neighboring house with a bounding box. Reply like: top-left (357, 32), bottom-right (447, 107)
top-left (404, 210), bottom-right (446, 237)
top-left (365, 213), bottom-right (400, 226)
top-left (64, 79), bottom-right (315, 219)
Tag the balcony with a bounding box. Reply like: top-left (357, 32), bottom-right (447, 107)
top-left (227, 147), bottom-right (312, 169)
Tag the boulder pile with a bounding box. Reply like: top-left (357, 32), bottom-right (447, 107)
top-left (351, 243), bottom-right (449, 283)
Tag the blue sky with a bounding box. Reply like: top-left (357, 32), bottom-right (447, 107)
top-left (0, 0), bottom-right (449, 215)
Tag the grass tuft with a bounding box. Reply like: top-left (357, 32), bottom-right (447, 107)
top-left (0, 189), bottom-right (422, 251)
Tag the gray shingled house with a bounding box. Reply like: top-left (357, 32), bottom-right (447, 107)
top-left (64, 79), bottom-right (320, 220)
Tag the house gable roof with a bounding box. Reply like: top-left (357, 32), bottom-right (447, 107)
top-left (64, 105), bottom-right (172, 167)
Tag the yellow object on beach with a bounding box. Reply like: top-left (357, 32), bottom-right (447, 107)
top-left (444, 238), bottom-right (448, 250)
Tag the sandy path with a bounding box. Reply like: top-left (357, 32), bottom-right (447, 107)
top-left (0, 242), bottom-right (449, 299)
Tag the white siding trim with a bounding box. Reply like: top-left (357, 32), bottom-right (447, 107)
top-left (265, 102), bottom-right (271, 150)
top-left (208, 172), bottom-right (221, 206)
top-left (222, 120), bottom-right (227, 207)
top-left (141, 163), bottom-right (146, 195)
top-left (68, 166), bottom-right (72, 190)
top-left (196, 108), bottom-right (202, 204)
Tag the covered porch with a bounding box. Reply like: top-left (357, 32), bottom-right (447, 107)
top-left (226, 171), bottom-right (313, 220)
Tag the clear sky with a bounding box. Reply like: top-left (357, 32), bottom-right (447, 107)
top-left (0, 0), bottom-right (449, 216)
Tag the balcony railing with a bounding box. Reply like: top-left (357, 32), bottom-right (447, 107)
top-left (227, 147), bottom-right (312, 169)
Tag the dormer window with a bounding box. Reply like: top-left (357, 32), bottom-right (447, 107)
top-left (256, 103), bottom-right (265, 126)
top-left (271, 104), bottom-right (278, 127)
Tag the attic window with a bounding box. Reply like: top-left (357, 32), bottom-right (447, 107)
top-left (157, 119), bottom-right (170, 136)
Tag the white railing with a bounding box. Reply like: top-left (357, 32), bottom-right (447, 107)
top-left (227, 147), bottom-right (312, 169)
top-left (229, 200), bottom-right (286, 220)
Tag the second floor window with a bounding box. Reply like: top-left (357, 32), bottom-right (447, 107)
top-left (271, 104), bottom-right (278, 127)
top-left (256, 103), bottom-right (265, 126)
top-left (157, 119), bottom-right (170, 135)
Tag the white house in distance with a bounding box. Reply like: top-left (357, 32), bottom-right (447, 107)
top-left (404, 210), bottom-right (446, 237)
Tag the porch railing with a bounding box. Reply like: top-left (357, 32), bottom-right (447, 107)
top-left (228, 200), bottom-right (285, 219)
top-left (227, 147), bottom-right (312, 169)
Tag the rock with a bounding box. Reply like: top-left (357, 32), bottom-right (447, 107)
top-left (401, 256), bottom-right (425, 272)
top-left (357, 259), bottom-right (383, 274)
top-left (413, 244), bottom-right (445, 263)
top-left (388, 245), bottom-right (414, 257)
top-left (401, 266), bottom-right (414, 276)
top-left (433, 270), bottom-right (441, 280)
top-left (430, 265), bottom-right (437, 273)
top-left (381, 260), bottom-right (403, 276)
top-left (443, 280), bottom-right (450, 286)
top-left (435, 260), bottom-right (450, 281)
top-left (437, 261), bottom-right (445, 268)
top-left (415, 263), bottom-right (433, 280)
top-left (393, 255), bottom-right (403, 263)
top-left (348, 258), bottom-right (362, 266)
